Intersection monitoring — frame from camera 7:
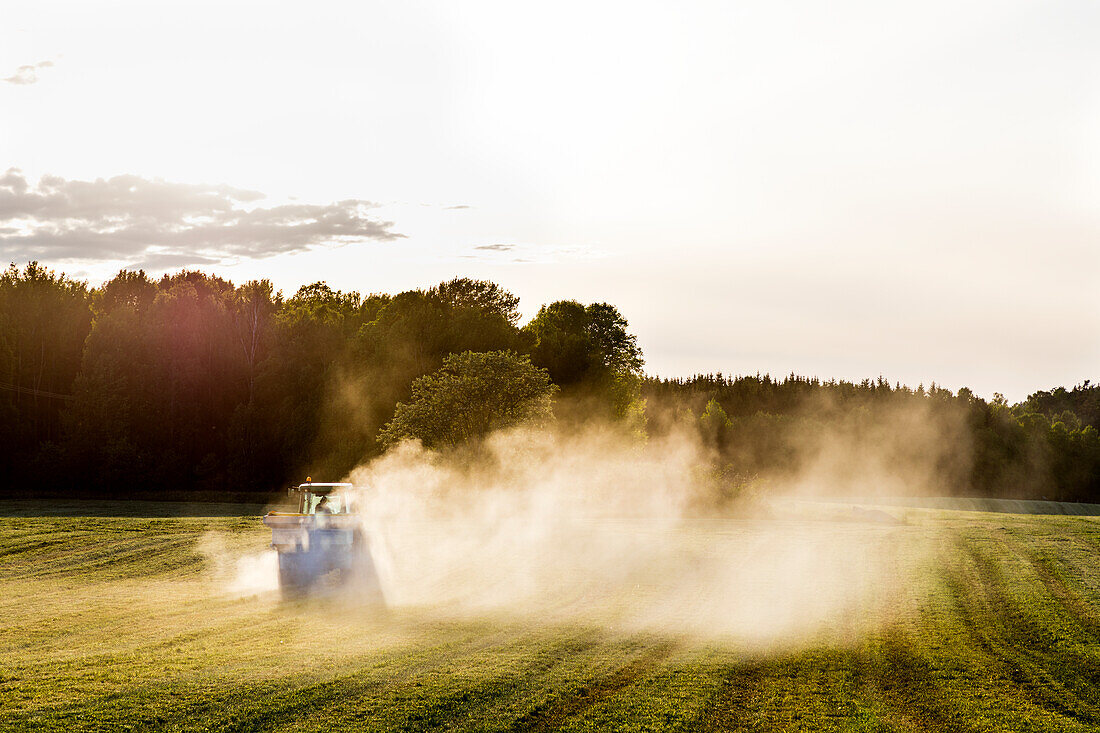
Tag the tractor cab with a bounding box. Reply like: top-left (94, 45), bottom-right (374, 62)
top-left (291, 482), bottom-right (354, 515)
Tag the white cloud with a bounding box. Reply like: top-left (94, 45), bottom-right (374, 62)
top-left (2, 60), bottom-right (53, 85)
top-left (0, 169), bottom-right (403, 268)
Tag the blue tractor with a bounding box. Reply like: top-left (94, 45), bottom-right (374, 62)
top-left (262, 481), bottom-right (384, 603)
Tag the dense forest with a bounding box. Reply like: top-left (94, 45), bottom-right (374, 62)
top-left (1, 262), bottom-right (1097, 502)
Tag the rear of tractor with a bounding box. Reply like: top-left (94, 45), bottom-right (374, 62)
top-left (262, 481), bottom-right (384, 603)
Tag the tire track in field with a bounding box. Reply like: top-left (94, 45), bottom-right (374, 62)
top-left (1068, 525), bottom-right (1100, 556)
top-left (951, 536), bottom-right (1100, 726)
top-left (364, 632), bottom-right (611, 732)
top-left (0, 534), bottom-right (72, 560)
top-left (694, 644), bottom-right (960, 733)
top-left (862, 632), bottom-right (974, 733)
top-left (947, 547), bottom-right (1067, 716)
top-left (0, 523), bottom-right (209, 581)
top-left (9, 536), bottom-right (198, 581)
top-left (971, 533), bottom-right (1100, 655)
top-left (0, 525), bottom-right (107, 567)
top-left (1013, 544), bottom-right (1100, 643)
top-left (504, 641), bottom-right (678, 732)
top-left (189, 631), bottom-right (611, 733)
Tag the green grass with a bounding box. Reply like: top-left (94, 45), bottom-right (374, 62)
top-left (2, 503), bottom-right (1099, 731)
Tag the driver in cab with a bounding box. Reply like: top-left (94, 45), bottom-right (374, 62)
top-left (312, 493), bottom-right (332, 517)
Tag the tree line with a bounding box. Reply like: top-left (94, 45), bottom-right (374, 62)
top-left (1, 262), bottom-right (1096, 502)
top-left (0, 263), bottom-right (640, 499)
top-left (643, 375), bottom-right (1100, 503)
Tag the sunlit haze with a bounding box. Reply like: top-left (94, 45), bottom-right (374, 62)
top-left (3, 0), bottom-right (1098, 400)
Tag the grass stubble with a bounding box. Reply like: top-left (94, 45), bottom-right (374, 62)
top-left (1, 503), bottom-right (1098, 732)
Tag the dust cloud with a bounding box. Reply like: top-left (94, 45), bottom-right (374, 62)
top-left (344, 423), bottom-right (940, 649)
top-left (199, 532), bottom-right (279, 597)
top-left (775, 394), bottom-right (974, 500)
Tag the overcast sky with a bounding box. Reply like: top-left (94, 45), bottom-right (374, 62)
top-left (2, 0), bottom-right (1098, 400)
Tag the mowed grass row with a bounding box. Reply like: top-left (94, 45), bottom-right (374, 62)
top-left (1, 506), bottom-right (1099, 732)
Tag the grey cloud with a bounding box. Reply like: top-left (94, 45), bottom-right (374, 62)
top-left (444, 204), bottom-right (471, 210)
top-left (3, 60), bottom-right (54, 85)
top-left (0, 169), bottom-right (403, 267)
top-left (474, 243), bottom-right (516, 252)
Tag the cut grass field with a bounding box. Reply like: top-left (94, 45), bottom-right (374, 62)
top-left (2, 502), bottom-right (1099, 732)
